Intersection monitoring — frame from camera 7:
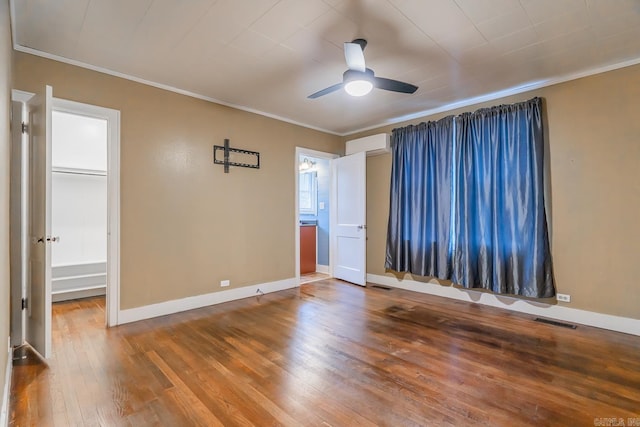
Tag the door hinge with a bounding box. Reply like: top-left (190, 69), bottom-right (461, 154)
top-left (21, 122), bottom-right (28, 134)
top-left (21, 297), bottom-right (28, 310)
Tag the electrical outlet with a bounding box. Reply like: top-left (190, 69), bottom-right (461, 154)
top-left (556, 293), bottom-right (571, 303)
top-left (220, 280), bottom-right (230, 287)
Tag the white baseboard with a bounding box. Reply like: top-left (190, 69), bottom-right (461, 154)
top-left (118, 277), bottom-right (298, 325)
top-left (1, 338), bottom-right (11, 427)
top-left (367, 273), bottom-right (640, 336)
top-left (315, 264), bottom-right (329, 274)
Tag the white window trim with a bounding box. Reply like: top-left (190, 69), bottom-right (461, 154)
top-left (299, 170), bottom-right (317, 216)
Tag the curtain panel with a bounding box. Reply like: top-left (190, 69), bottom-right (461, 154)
top-left (452, 98), bottom-right (554, 297)
top-left (385, 116), bottom-right (454, 279)
top-left (386, 97), bottom-right (555, 298)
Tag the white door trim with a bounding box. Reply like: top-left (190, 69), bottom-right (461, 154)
top-left (51, 98), bottom-right (121, 327)
top-left (294, 147), bottom-right (339, 282)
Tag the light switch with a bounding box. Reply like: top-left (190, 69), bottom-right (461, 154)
top-left (319, 202), bottom-right (325, 210)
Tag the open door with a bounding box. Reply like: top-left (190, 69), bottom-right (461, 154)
top-left (331, 151), bottom-right (366, 286)
top-left (10, 100), bottom-right (25, 347)
top-left (26, 85), bottom-right (53, 359)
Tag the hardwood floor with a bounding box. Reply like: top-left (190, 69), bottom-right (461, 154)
top-left (10, 280), bottom-right (640, 426)
top-left (300, 272), bottom-right (331, 284)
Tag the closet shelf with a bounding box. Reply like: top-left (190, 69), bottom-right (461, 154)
top-left (51, 272), bottom-right (105, 282)
top-left (52, 166), bottom-right (107, 176)
top-left (51, 284), bottom-right (106, 295)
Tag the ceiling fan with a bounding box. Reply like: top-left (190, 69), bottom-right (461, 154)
top-left (308, 38), bottom-right (418, 99)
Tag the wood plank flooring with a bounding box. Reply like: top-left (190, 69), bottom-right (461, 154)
top-left (10, 279), bottom-right (640, 426)
top-left (299, 272), bottom-right (331, 284)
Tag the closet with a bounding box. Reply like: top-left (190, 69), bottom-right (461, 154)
top-left (51, 111), bottom-right (108, 302)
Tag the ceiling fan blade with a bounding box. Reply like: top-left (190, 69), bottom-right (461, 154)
top-left (374, 77), bottom-right (418, 94)
top-left (344, 42), bottom-right (366, 72)
top-left (308, 82), bottom-right (344, 99)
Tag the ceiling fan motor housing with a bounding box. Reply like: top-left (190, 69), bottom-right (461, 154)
top-left (343, 68), bottom-right (375, 83)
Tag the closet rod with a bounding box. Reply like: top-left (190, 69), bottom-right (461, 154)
top-left (52, 169), bottom-right (106, 177)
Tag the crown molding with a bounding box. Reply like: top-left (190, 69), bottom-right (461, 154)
top-left (9, 0), bottom-right (640, 140)
top-left (344, 55), bottom-right (640, 136)
top-left (11, 43), bottom-right (342, 136)
top-left (12, 44), bottom-right (640, 138)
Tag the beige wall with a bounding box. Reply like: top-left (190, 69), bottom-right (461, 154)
top-left (9, 41), bottom-right (640, 322)
top-left (1, 0), bottom-right (12, 408)
top-left (353, 64), bottom-right (640, 320)
top-left (13, 52), bottom-right (342, 310)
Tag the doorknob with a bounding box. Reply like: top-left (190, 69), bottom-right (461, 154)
top-left (33, 236), bottom-right (60, 243)
top-left (357, 225), bottom-right (367, 230)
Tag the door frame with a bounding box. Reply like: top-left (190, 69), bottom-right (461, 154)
top-left (294, 147), bottom-right (339, 282)
top-left (52, 98), bottom-right (121, 327)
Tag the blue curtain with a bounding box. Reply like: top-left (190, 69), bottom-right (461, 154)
top-left (386, 97), bottom-right (555, 298)
top-left (452, 98), bottom-right (554, 297)
top-left (385, 116), bottom-right (454, 279)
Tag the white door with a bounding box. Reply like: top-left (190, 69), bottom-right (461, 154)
top-left (26, 85), bottom-right (53, 358)
top-left (331, 151), bottom-right (366, 286)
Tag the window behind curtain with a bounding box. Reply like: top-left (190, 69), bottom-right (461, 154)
top-left (386, 97), bottom-right (555, 298)
top-left (385, 117), bottom-right (454, 279)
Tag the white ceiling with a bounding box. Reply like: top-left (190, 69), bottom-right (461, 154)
top-left (10, 0), bottom-right (640, 135)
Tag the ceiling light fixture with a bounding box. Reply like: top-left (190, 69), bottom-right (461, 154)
top-left (344, 79), bottom-right (373, 96)
top-left (299, 157), bottom-right (316, 171)
top-left (343, 68), bottom-right (374, 97)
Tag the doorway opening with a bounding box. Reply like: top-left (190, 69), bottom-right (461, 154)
top-left (9, 89), bottom-right (120, 359)
top-left (295, 148), bottom-right (338, 284)
top-left (50, 98), bottom-right (120, 330)
top-left (51, 110), bottom-right (108, 307)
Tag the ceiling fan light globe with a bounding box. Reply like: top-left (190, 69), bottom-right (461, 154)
top-left (344, 80), bottom-right (373, 96)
